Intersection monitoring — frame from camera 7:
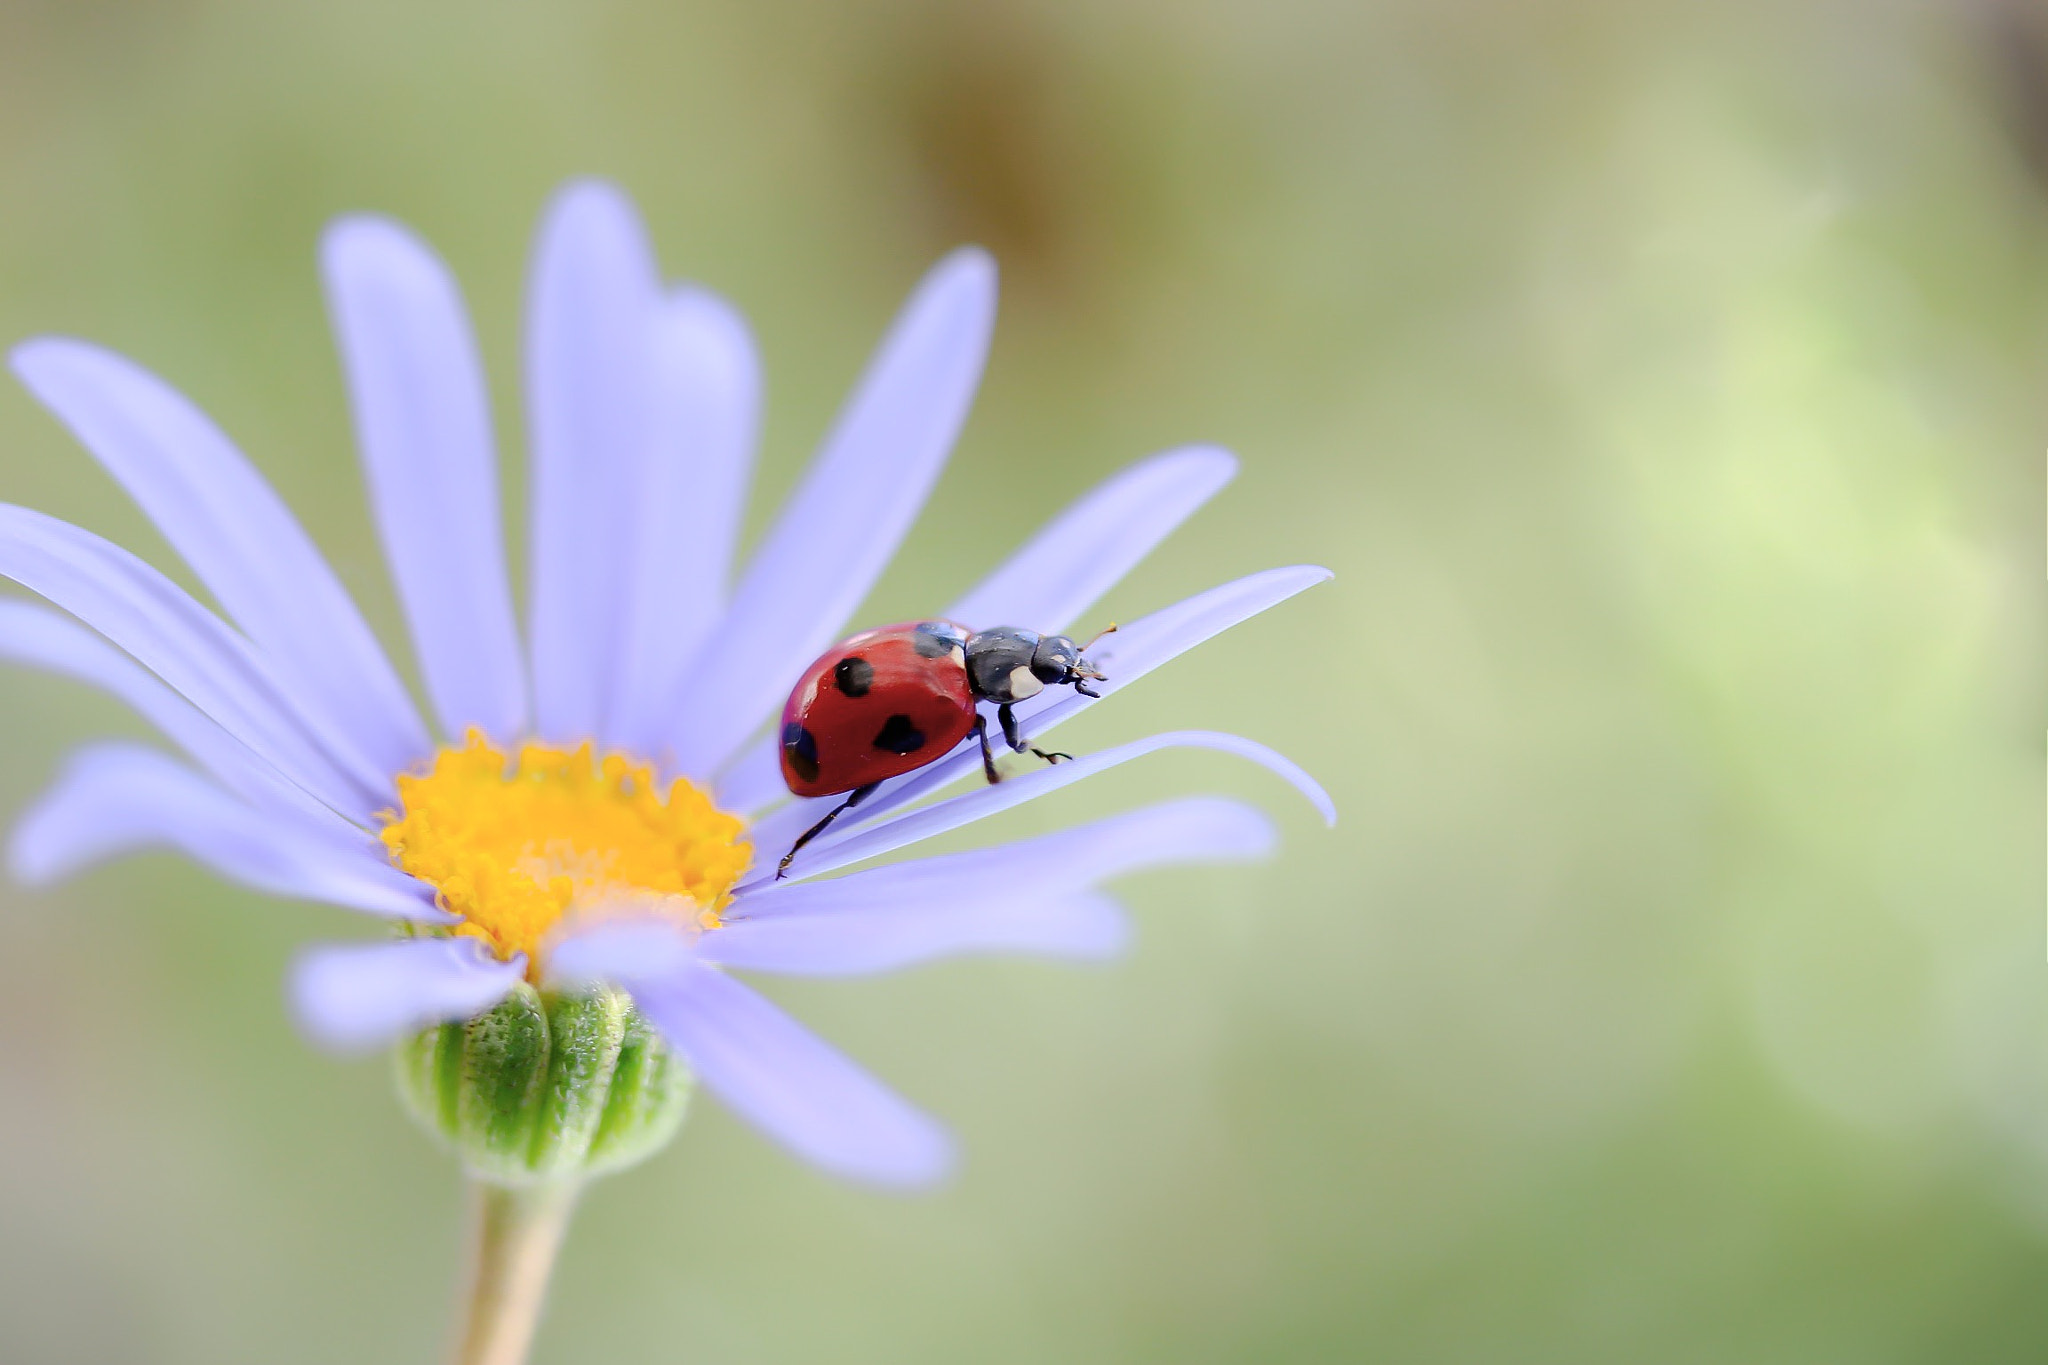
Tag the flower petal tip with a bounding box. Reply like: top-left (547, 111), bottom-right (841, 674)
top-left (848, 1130), bottom-right (959, 1192)
top-left (542, 178), bottom-right (643, 237)
top-left (319, 213), bottom-right (421, 268)
top-left (1240, 739), bottom-right (1337, 827)
top-left (8, 334), bottom-right (69, 381)
top-left (287, 949), bottom-right (388, 1055)
top-left (9, 335), bottom-right (115, 399)
top-left (1068, 893), bottom-right (1135, 961)
top-left (550, 174), bottom-right (631, 207)
top-left (666, 283), bottom-right (750, 335)
top-left (939, 243), bottom-right (998, 286)
top-left (1207, 801), bottom-right (1282, 859)
top-left (921, 247), bottom-right (998, 325)
top-left (6, 766), bottom-right (100, 886)
top-left (6, 826), bottom-right (62, 888)
top-left (1182, 443), bottom-right (1240, 482)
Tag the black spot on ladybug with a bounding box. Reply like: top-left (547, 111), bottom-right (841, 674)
top-left (782, 721), bottom-right (820, 782)
top-left (834, 656), bottom-right (875, 698)
top-left (912, 622), bottom-right (965, 658)
top-left (872, 714), bottom-right (926, 755)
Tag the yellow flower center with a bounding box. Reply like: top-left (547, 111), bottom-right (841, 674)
top-left (378, 732), bottom-right (752, 968)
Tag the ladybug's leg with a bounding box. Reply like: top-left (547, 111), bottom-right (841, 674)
top-left (974, 713), bottom-right (1004, 785)
top-left (1000, 701), bottom-right (1072, 766)
top-left (776, 781), bottom-right (880, 880)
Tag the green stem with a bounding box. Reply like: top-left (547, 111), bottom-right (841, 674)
top-left (452, 1180), bottom-right (579, 1365)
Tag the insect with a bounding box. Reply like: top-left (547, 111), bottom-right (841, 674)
top-left (776, 620), bottom-right (1112, 877)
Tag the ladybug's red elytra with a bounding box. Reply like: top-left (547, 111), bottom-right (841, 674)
top-left (776, 619), bottom-right (1111, 876)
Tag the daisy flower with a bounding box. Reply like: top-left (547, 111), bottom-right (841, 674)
top-left (0, 180), bottom-right (1332, 1191)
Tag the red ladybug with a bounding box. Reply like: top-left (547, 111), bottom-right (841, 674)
top-left (776, 619), bottom-right (1110, 876)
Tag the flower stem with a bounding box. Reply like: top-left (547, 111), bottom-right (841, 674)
top-left (452, 1180), bottom-right (579, 1365)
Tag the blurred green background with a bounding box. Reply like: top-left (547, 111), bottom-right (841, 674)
top-left (0, 0), bottom-right (2041, 1361)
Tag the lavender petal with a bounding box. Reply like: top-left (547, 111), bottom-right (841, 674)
top-left (746, 564), bottom-right (1333, 851)
top-left (740, 794), bottom-right (1273, 918)
top-left (0, 505), bottom-right (388, 818)
top-left (666, 249), bottom-right (996, 780)
top-left (706, 889), bottom-right (1128, 976)
top-left (545, 916), bottom-right (697, 989)
top-left (718, 797), bottom-right (1270, 974)
top-left (608, 287), bottom-right (762, 757)
top-left (0, 599), bottom-right (350, 830)
top-left (758, 730), bottom-right (1332, 886)
top-left (633, 958), bottom-right (954, 1187)
top-left (11, 338), bottom-right (429, 774)
top-left (291, 938), bottom-right (524, 1053)
top-left (525, 180), bottom-right (665, 743)
top-left (322, 215), bottom-right (528, 743)
top-left (714, 444), bottom-right (1238, 813)
top-left (946, 444), bottom-right (1237, 632)
top-left (10, 743), bottom-right (442, 920)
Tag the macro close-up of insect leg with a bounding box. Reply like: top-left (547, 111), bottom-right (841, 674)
top-left (775, 781), bottom-right (881, 879)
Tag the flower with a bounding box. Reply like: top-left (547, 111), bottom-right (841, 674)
top-left (0, 180), bottom-right (1333, 1187)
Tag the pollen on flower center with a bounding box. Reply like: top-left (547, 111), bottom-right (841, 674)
top-left (378, 731), bottom-right (752, 967)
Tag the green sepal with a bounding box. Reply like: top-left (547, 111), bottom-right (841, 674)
top-left (588, 1007), bottom-right (690, 1172)
top-left (394, 981), bottom-right (692, 1187)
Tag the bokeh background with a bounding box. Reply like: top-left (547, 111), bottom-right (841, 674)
top-left (0, 0), bottom-right (2040, 1360)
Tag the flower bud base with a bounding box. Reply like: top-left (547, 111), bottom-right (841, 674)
top-left (395, 982), bottom-right (690, 1186)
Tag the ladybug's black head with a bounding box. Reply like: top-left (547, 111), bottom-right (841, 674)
top-left (1032, 633), bottom-right (1105, 700)
top-left (1029, 634), bottom-right (1099, 685)
top-left (965, 627), bottom-right (1106, 704)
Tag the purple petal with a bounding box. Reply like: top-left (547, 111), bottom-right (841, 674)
top-left (291, 938), bottom-right (524, 1053)
top-left (707, 889), bottom-right (1127, 976)
top-left (0, 599), bottom-right (350, 830)
top-left (0, 505), bottom-right (388, 819)
top-left (666, 249), bottom-right (997, 780)
top-left (525, 180), bottom-right (665, 743)
top-left (740, 795), bottom-right (1273, 917)
top-left (11, 338), bottom-right (428, 774)
top-left (607, 287), bottom-right (762, 757)
top-left (633, 958), bottom-right (954, 1187)
top-left (545, 916), bottom-right (697, 988)
top-left (746, 564), bottom-right (1333, 850)
top-left (714, 797), bottom-right (1272, 975)
top-left (757, 731), bottom-right (1332, 886)
top-left (10, 743), bottom-right (442, 920)
top-left (714, 445), bottom-right (1237, 813)
top-left (946, 444), bottom-right (1237, 633)
top-left (322, 216), bottom-right (528, 743)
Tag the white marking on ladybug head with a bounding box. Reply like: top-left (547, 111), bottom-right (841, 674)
top-left (1007, 666), bottom-right (1045, 700)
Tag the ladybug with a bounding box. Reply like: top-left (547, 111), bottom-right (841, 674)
top-left (775, 620), bottom-right (1111, 876)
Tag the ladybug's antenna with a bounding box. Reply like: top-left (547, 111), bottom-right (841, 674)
top-left (1080, 622), bottom-right (1119, 652)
